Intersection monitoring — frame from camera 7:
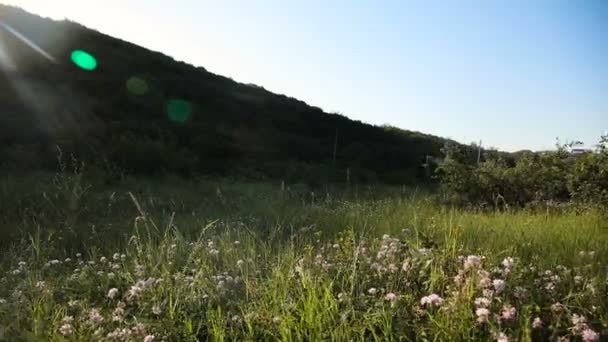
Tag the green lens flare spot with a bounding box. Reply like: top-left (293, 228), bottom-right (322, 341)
top-left (126, 77), bottom-right (149, 95)
top-left (166, 99), bottom-right (192, 122)
top-left (71, 50), bottom-right (97, 71)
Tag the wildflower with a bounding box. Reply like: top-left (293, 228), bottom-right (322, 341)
top-left (236, 259), bottom-right (244, 267)
top-left (384, 292), bottom-right (399, 302)
top-left (420, 294), bottom-right (444, 307)
top-left (476, 307), bottom-right (490, 323)
top-left (112, 264), bottom-right (120, 271)
top-left (231, 315), bottom-right (242, 324)
top-left (100, 256), bottom-right (107, 263)
top-left (144, 335), bottom-right (155, 342)
top-left (388, 263), bottom-right (399, 273)
top-left (367, 287), bottom-right (378, 295)
top-left (35, 281), bottom-right (46, 289)
top-left (571, 314), bottom-right (588, 333)
top-left (0, 298), bottom-right (6, 304)
top-left (474, 297), bottom-right (491, 308)
top-left (454, 270), bottom-right (465, 285)
top-left (76, 253), bottom-right (82, 258)
top-left (18, 261), bottom-right (26, 267)
top-left (492, 279), bottom-right (506, 294)
top-left (551, 302), bottom-right (564, 314)
top-left (59, 323), bottom-right (73, 336)
top-left (132, 323), bottom-right (146, 334)
top-left (464, 255), bottom-right (482, 270)
top-left (532, 317), bottom-right (542, 329)
top-left (50, 259), bottom-right (61, 265)
top-left (574, 275), bottom-right (583, 285)
top-left (233, 240), bottom-right (241, 245)
top-left (501, 305), bottom-right (516, 321)
top-left (107, 272), bottom-right (115, 279)
top-left (107, 288), bottom-right (119, 299)
top-left (88, 308), bottom-right (104, 326)
top-left (501, 257), bottom-right (514, 269)
top-left (68, 300), bottom-right (79, 307)
top-left (152, 305), bottom-right (162, 315)
top-left (514, 286), bottom-right (529, 300)
top-left (135, 264), bottom-right (145, 277)
top-left (107, 328), bottom-right (130, 339)
top-left (478, 276), bottom-right (492, 289)
top-left (495, 332), bottom-right (509, 342)
top-left (112, 306), bottom-right (125, 322)
top-left (272, 316), bottom-right (282, 324)
top-left (402, 260), bottom-right (412, 272)
top-left (582, 328), bottom-right (599, 342)
top-left (64, 258), bottom-right (71, 263)
top-left (209, 249), bottom-right (220, 257)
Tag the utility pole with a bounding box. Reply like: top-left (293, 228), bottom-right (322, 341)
top-left (332, 128), bottom-right (338, 166)
top-left (477, 140), bottom-right (482, 164)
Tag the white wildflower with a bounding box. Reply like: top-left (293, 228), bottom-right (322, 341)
top-left (501, 257), bottom-right (514, 269)
top-left (464, 255), bottom-right (482, 270)
top-left (420, 294), bottom-right (444, 307)
top-left (492, 279), bottom-right (506, 294)
top-left (152, 305), bottom-right (162, 315)
top-left (476, 307), bottom-right (490, 323)
top-left (496, 332), bottom-right (509, 342)
top-left (59, 323), bottom-right (73, 336)
top-left (384, 292), bottom-right (398, 302)
top-left (107, 288), bottom-right (119, 299)
top-left (474, 297), bottom-right (491, 308)
top-left (88, 308), bottom-right (104, 326)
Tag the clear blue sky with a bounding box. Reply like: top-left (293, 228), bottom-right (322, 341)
top-left (5, 0), bottom-right (608, 151)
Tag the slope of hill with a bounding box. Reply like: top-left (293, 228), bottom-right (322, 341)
top-left (0, 4), bottom-right (462, 184)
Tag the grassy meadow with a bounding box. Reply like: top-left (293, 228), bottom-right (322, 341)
top-left (0, 169), bottom-right (607, 341)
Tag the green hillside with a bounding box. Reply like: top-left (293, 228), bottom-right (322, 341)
top-left (0, 4), bottom-right (462, 184)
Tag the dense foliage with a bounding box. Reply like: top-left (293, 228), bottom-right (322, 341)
top-left (437, 136), bottom-right (608, 208)
top-left (0, 5), bottom-right (459, 185)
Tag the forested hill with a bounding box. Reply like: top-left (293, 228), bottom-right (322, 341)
top-left (0, 5), bottom-right (464, 184)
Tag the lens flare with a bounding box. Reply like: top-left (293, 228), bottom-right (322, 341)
top-left (71, 50), bottom-right (97, 71)
top-left (126, 76), bottom-right (149, 95)
top-left (166, 99), bottom-right (192, 123)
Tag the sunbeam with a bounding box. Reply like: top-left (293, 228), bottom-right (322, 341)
top-left (0, 20), bottom-right (56, 63)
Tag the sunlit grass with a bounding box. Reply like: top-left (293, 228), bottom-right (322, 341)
top-left (0, 172), bottom-right (606, 340)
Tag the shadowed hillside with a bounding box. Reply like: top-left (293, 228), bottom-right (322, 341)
top-left (1, 4), bottom-right (465, 184)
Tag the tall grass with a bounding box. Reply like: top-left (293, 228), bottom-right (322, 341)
top-left (0, 172), bottom-right (606, 340)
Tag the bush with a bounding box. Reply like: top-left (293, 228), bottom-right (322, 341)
top-left (438, 135), bottom-right (608, 208)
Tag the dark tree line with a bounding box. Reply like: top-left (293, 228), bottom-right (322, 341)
top-left (1, 5), bottom-right (461, 185)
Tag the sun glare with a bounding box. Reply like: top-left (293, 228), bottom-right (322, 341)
top-left (1, 1), bottom-right (70, 20)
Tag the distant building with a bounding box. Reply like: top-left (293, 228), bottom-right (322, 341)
top-left (570, 148), bottom-right (591, 155)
